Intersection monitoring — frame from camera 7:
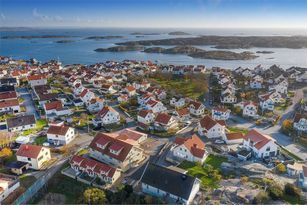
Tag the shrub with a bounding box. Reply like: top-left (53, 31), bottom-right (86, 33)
top-left (83, 188), bottom-right (106, 204)
top-left (284, 183), bottom-right (301, 198)
top-left (241, 176), bottom-right (249, 183)
top-left (253, 191), bottom-right (269, 204)
top-left (268, 183), bottom-right (283, 200)
top-left (276, 163), bottom-right (286, 174)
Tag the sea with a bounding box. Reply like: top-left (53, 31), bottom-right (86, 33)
top-left (1, 27), bottom-right (307, 69)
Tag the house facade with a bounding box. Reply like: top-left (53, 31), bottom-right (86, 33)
top-left (242, 129), bottom-right (279, 159)
top-left (47, 125), bottom-right (75, 146)
top-left (198, 115), bottom-right (226, 138)
top-left (16, 144), bottom-right (51, 170)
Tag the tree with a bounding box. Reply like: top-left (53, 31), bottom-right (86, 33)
top-left (0, 147), bottom-right (13, 158)
top-left (240, 176), bottom-right (249, 184)
top-left (83, 188), bottom-right (107, 204)
top-left (284, 183), bottom-right (301, 198)
top-left (253, 191), bottom-right (269, 204)
top-left (282, 120), bottom-right (293, 134)
top-left (276, 163), bottom-right (286, 174)
top-left (268, 183), bottom-right (283, 200)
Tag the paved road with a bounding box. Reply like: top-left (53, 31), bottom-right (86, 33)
top-left (231, 89), bottom-right (307, 160)
top-left (17, 87), bottom-right (40, 119)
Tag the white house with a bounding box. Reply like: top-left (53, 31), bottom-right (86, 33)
top-left (287, 162), bottom-right (305, 177)
top-left (250, 75), bottom-right (263, 89)
top-left (170, 97), bottom-right (185, 109)
top-left (47, 125), bottom-right (75, 146)
top-left (0, 174), bottom-right (20, 203)
top-left (236, 101), bottom-right (258, 118)
top-left (259, 94), bottom-right (275, 111)
top-left (189, 101), bottom-right (205, 117)
top-left (87, 97), bottom-right (105, 113)
top-left (80, 89), bottom-right (95, 105)
top-left (44, 100), bottom-right (72, 117)
top-left (269, 80), bottom-right (288, 95)
top-left (293, 113), bottom-right (307, 133)
top-left (154, 113), bottom-right (178, 131)
top-left (137, 109), bottom-right (155, 125)
top-left (212, 106), bottom-right (231, 121)
top-left (70, 155), bottom-right (121, 184)
top-left (299, 166), bottom-right (307, 188)
top-left (27, 75), bottom-right (47, 87)
top-left (220, 92), bottom-right (237, 104)
top-left (16, 144), bottom-right (51, 170)
top-left (89, 133), bottom-right (144, 172)
top-left (224, 132), bottom-right (244, 144)
top-left (171, 135), bottom-right (208, 163)
top-left (141, 163), bottom-right (200, 205)
top-left (242, 129), bottom-right (279, 159)
top-left (145, 99), bottom-right (167, 113)
top-left (124, 85), bottom-right (136, 97)
top-left (93, 106), bottom-right (120, 127)
top-left (0, 99), bottom-right (20, 113)
top-left (6, 114), bottom-right (36, 132)
top-left (198, 115), bottom-right (226, 139)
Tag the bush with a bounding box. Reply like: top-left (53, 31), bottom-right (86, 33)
top-left (276, 163), bottom-right (286, 174)
top-left (284, 183), bottom-right (301, 198)
top-left (268, 183), bottom-right (283, 200)
top-left (240, 176), bottom-right (249, 183)
top-left (83, 188), bottom-right (107, 204)
top-left (253, 191), bottom-right (269, 204)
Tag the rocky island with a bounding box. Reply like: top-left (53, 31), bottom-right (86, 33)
top-left (1, 35), bottom-right (73, 39)
top-left (85, 36), bottom-right (123, 40)
top-left (55, 40), bottom-right (75, 43)
top-left (256, 51), bottom-right (275, 54)
top-left (130, 32), bottom-right (160, 35)
top-left (95, 45), bottom-right (258, 60)
top-left (94, 45), bottom-right (145, 52)
top-left (144, 46), bottom-right (258, 60)
top-left (168, 31), bottom-right (191, 35)
top-left (117, 35), bottom-right (307, 49)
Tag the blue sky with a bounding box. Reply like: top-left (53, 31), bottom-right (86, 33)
top-left (1, 0), bottom-right (307, 28)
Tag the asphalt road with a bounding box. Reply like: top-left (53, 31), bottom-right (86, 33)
top-left (17, 87), bottom-right (40, 119)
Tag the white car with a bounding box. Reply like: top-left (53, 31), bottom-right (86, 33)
top-left (214, 139), bottom-right (225, 144)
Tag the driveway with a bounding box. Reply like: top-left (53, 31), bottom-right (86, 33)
top-left (229, 89), bottom-right (307, 160)
top-left (17, 87), bottom-right (40, 119)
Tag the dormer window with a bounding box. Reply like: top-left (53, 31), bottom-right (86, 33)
top-left (96, 141), bottom-right (109, 150)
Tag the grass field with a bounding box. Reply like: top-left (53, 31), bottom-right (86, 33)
top-left (204, 154), bottom-right (228, 169)
top-left (148, 75), bottom-right (208, 100)
top-left (178, 155), bottom-right (227, 189)
top-left (227, 126), bottom-right (249, 135)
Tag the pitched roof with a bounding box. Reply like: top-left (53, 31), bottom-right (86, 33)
top-left (97, 106), bottom-right (117, 118)
top-left (189, 101), bottom-right (203, 110)
top-left (27, 74), bottom-right (46, 81)
top-left (155, 113), bottom-right (172, 125)
top-left (225, 132), bottom-right (244, 141)
top-left (141, 163), bottom-right (198, 200)
top-left (176, 108), bottom-right (189, 117)
top-left (70, 155), bottom-right (117, 178)
top-left (47, 125), bottom-right (70, 136)
top-left (7, 114), bottom-right (36, 128)
top-left (44, 100), bottom-right (62, 111)
top-left (244, 129), bottom-right (275, 150)
top-left (116, 129), bottom-right (146, 142)
top-left (138, 109), bottom-right (153, 118)
top-left (0, 99), bottom-right (19, 108)
top-left (174, 135), bottom-right (206, 158)
top-left (199, 115), bottom-right (223, 130)
top-left (89, 133), bottom-right (134, 162)
top-left (16, 144), bottom-right (45, 159)
top-left (0, 91), bottom-right (17, 100)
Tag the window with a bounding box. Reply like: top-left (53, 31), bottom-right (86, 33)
top-left (28, 157), bottom-right (31, 161)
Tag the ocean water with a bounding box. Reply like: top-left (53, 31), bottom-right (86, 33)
top-left (1, 27), bottom-right (307, 69)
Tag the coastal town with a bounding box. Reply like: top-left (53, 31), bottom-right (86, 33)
top-left (0, 55), bottom-right (306, 205)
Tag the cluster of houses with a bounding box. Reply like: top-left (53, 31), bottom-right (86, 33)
top-left (0, 56), bottom-right (306, 204)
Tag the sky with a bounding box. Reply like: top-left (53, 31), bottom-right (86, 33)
top-left (1, 0), bottom-right (307, 28)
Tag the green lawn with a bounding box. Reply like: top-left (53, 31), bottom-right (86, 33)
top-left (227, 126), bottom-right (249, 135)
top-left (19, 175), bottom-right (36, 188)
top-left (23, 119), bottom-right (48, 136)
top-left (282, 194), bottom-right (304, 205)
top-left (204, 154), bottom-right (228, 169)
top-left (178, 157), bottom-right (225, 189)
top-left (149, 76), bottom-right (208, 100)
top-left (34, 136), bottom-right (47, 145)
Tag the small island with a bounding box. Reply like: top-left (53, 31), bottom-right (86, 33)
top-left (95, 45), bottom-right (258, 60)
top-left (168, 31), bottom-right (191, 35)
top-left (55, 40), bottom-right (75, 43)
top-left (94, 45), bottom-right (145, 52)
top-left (130, 32), bottom-right (160, 35)
top-left (144, 46), bottom-right (258, 60)
top-left (256, 51), bottom-right (275, 54)
top-left (85, 36), bottom-right (123, 40)
top-left (1, 35), bottom-right (73, 39)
